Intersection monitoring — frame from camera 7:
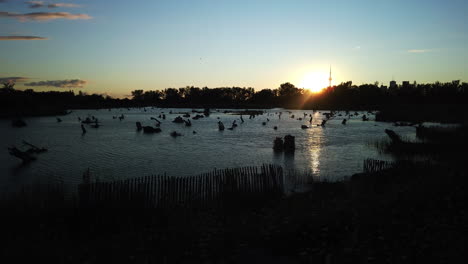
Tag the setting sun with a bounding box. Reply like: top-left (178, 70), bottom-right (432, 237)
top-left (298, 71), bottom-right (330, 93)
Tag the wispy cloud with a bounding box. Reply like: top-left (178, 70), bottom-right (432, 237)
top-left (0, 11), bottom-right (91, 21)
top-left (0, 77), bottom-right (30, 83)
top-left (25, 79), bottom-right (87, 88)
top-left (26, 1), bottom-right (44, 8)
top-left (26, 1), bottom-right (81, 9)
top-left (48, 3), bottom-right (80, 8)
top-left (407, 49), bottom-right (431, 53)
top-left (0, 35), bottom-right (47, 40)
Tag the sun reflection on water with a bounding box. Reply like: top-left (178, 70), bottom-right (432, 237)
top-left (306, 124), bottom-right (325, 175)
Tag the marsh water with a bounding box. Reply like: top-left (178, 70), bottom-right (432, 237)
top-left (0, 108), bottom-right (417, 190)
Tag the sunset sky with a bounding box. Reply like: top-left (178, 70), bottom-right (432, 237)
top-left (1, 0), bottom-right (467, 97)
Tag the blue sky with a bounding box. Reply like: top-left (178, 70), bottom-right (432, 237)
top-left (1, 0), bottom-right (467, 97)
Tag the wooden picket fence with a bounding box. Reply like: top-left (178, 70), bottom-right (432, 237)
top-left (363, 158), bottom-right (435, 174)
top-left (78, 164), bottom-right (284, 208)
top-left (363, 158), bottom-right (394, 173)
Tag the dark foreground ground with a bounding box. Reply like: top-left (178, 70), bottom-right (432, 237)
top-left (1, 161), bottom-right (467, 264)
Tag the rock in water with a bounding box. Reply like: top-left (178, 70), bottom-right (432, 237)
top-left (273, 137), bottom-right (284, 151)
top-left (284, 135), bottom-right (295, 152)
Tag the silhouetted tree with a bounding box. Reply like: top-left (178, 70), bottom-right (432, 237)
top-left (131, 90), bottom-right (144, 101)
top-left (1, 80), bottom-right (15, 91)
top-left (278, 82), bottom-right (299, 97)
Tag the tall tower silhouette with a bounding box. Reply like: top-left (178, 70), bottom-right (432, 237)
top-left (328, 65), bottom-right (332, 88)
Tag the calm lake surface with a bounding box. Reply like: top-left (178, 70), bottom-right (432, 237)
top-left (0, 108), bottom-right (417, 190)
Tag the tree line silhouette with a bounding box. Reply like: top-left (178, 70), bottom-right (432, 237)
top-left (1, 80), bottom-right (467, 117)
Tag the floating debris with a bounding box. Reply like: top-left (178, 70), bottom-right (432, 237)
top-left (8, 147), bottom-right (36, 163)
top-left (136, 122), bottom-right (142, 131)
top-left (143, 126), bottom-right (162, 133)
top-left (90, 120), bottom-right (100, 128)
top-left (8, 141), bottom-right (47, 163)
top-left (218, 121), bottom-right (225, 131)
top-left (192, 114), bottom-right (204, 120)
top-left (173, 116), bottom-right (184, 123)
top-left (170, 131), bottom-right (182, 137)
top-left (22, 141), bottom-right (47, 153)
top-left (81, 117), bottom-right (93, 124)
top-left (323, 112), bottom-right (334, 119)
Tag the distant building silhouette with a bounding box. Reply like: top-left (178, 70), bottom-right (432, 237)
top-left (389, 80), bottom-right (398, 95)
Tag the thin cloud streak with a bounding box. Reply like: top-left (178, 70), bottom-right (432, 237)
top-left (24, 79), bottom-right (87, 88)
top-left (0, 35), bottom-right (47, 40)
top-left (0, 77), bottom-right (30, 83)
top-left (0, 11), bottom-right (91, 21)
top-left (408, 49), bottom-right (431, 53)
top-left (26, 1), bottom-right (44, 8)
top-left (48, 3), bottom-right (80, 8)
top-left (26, 1), bottom-right (80, 9)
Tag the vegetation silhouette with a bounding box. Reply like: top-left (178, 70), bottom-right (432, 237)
top-left (1, 80), bottom-right (467, 120)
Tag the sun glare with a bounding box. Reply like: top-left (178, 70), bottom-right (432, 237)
top-left (298, 72), bottom-right (330, 93)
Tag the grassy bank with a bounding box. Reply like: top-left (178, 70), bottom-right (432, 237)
top-left (1, 160), bottom-right (467, 263)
